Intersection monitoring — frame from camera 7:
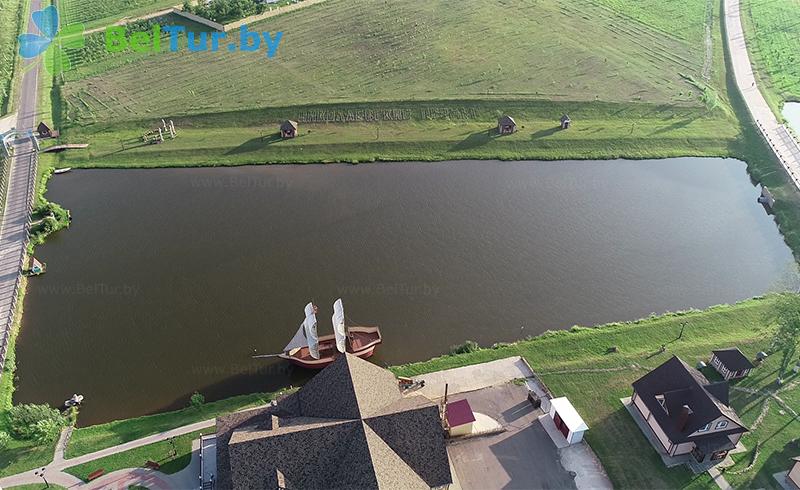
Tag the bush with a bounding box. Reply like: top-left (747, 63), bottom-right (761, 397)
top-left (33, 418), bottom-right (63, 444)
top-left (190, 392), bottom-right (205, 408)
top-left (0, 431), bottom-right (10, 449)
top-left (6, 403), bottom-right (67, 441)
top-left (449, 340), bottom-right (480, 355)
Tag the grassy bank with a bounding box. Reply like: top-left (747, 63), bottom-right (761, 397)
top-left (740, 0), bottom-right (800, 114)
top-left (65, 391), bottom-right (281, 458)
top-left (51, 99), bottom-right (741, 168)
top-left (393, 295), bottom-right (798, 489)
top-left (64, 427), bottom-right (209, 481)
top-left (0, 0), bottom-right (25, 114)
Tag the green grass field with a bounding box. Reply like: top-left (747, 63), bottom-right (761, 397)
top-left (64, 428), bottom-right (208, 481)
top-left (57, 0), bottom-right (182, 31)
top-left (393, 295), bottom-right (799, 489)
top-left (59, 0), bottom-right (720, 126)
top-left (0, 0), bottom-right (25, 114)
top-left (741, 0), bottom-right (800, 112)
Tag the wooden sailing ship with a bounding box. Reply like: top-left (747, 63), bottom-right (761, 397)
top-left (278, 299), bottom-right (382, 369)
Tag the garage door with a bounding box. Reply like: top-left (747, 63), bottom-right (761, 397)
top-left (553, 412), bottom-right (569, 439)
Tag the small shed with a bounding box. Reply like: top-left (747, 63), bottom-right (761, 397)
top-left (36, 121), bottom-right (58, 138)
top-left (788, 456), bottom-right (800, 489)
top-left (446, 398), bottom-right (476, 437)
top-left (710, 348), bottom-right (755, 380)
top-left (497, 115), bottom-right (517, 135)
top-left (560, 114), bottom-right (571, 129)
top-left (548, 397), bottom-right (588, 444)
top-left (758, 186), bottom-right (775, 209)
top-left (280, 120), bottom-right (298, 139)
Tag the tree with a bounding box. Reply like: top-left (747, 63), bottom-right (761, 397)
top-left (771, 293), bottom-right (800, 377)
top-left (33, 419), bottom-right (63, 445)
top-left (6, 404), bottom-right (66, 441)
top-left (190, 391), bottom-right (205, 408)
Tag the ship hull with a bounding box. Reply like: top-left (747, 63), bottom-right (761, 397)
top-left (279, 326), bottom-right (381, 369)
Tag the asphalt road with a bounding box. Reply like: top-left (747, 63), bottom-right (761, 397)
top-left (0, 0), bottom-right (42, 374)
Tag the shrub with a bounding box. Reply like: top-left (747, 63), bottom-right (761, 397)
top-left (0, 431), bottom-right (10, 449)
top-left (33, 418), bottom-right (63, 445)
top-left (190, 392), bottom-right (205, 408)
top-left (6, 403), bottom-right (66, 441)
top-left (449, 340), bottom-right (480, 355)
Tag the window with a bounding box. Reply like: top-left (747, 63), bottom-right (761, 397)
top-left (715, 420), bottom-right (728, 430)
top-left (698, 423), bottom-right (710, 432)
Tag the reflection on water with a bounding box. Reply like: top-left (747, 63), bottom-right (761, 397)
top-left (15, 158), bottom-right (798, 425)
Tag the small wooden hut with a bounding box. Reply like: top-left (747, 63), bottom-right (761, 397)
top-left (560, 114), bottom-right (571, 130)
top-left (37, 121), bottom-right (58, 138)
top-left (280, 120), bottom-right (298, 139)
top-left (497, 115), bottom-right (517, 135)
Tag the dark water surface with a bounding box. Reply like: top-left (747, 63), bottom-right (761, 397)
top-left (15, 159), bottom-right (797, 425)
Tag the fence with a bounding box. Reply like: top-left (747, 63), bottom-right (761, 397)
top-left (0, 150), bottom-right (38, 378)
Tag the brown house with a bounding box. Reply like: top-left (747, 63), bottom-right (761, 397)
top-left (710, 348), bottom-right (755, 380)
top-left (631, 356), bottom-right (748, 465)
top-left (214, 353), bottom-right (452, 489)
top-left (497, 115), bottom-right (517, 135)
top-left (280, 120), bottom-right (298, 139)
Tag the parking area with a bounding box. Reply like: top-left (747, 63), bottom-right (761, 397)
top-left (445, 383), bottom-right (578, 490)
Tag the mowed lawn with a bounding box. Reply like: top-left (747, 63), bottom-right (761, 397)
top-left (57, 0), bottom-right (182, 31)
top-left (60, 0), bottom-right (718, 125)
top-left (0, 0), bottom-right (24, 114)
top-left (394, 296), bottom-right (799, 489)
top-left (54, 99), bottom-right (741, 167)
top-left (741, 0), bottom-right (800, 110)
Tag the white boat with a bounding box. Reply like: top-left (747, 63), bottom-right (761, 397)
top-left (64, 394), bottom-right (83, 407)
top-left (53, 167), bottom-right (72, 174)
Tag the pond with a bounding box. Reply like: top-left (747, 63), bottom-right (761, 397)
top-left (15, 158), bottom-right (797, 425)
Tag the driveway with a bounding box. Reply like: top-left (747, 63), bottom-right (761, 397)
top-left (446, 384), bottom-right (577, 490)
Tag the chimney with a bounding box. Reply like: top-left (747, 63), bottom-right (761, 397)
top-left (677, 405), bottom-right (691, 431)
top-left (271, 415), bottom-right (280, 430)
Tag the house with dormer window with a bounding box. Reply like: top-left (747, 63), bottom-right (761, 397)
top-left (630, 356), bottom-right (748, 466)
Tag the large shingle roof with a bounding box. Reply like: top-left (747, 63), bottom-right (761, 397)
top-left (216, 354), bottom-right (451, 489)
top-left (632, 356), bottom-right (747, 444)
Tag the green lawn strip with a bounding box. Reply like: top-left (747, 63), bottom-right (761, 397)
top-left (0, 0), bottom-right (25, 115)
top-left (54, 99), bottom-right (740, 167)
top-left (64, 428), bottom-right (209, 481)
top-left (65, 392), bottom-right (278, 458)
top-left (740, 0), bottom-right (800, 114)
top-left (393, 296), bottom-right (795, 489)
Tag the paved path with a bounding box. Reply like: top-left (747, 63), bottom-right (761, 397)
top-left (0, 418), bottom-right (214, 489)
top-left (724, 0), bottom-right (800, 187)
top-left (412, 356), bottom-right (534, 400)
top-left (0, 0), bottom-right (41, 378)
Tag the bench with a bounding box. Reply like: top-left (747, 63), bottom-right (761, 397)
top-left (145, 460), bottom-right (161, 470)
top-left (87, 469), bottom-right (105, 481)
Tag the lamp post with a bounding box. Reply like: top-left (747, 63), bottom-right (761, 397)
top-left (678, 321), bottom-right (688, 340)
top-left (34, 467), bottom-right (49, 489)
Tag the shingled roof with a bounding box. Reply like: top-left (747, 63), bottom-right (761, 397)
top-left (216, 354), bottom-right (451, 489)
top-left (712, 348), bottom-right (755, 372)
top-left (632, 356), bottom-right (747, 444)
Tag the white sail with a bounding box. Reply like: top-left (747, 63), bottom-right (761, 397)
top-left (332, 298), bottom-right (347, 353)
top-left (303, 302), bottom-right (320, 359)
top-left (283, 323), bottom-right (307, 354)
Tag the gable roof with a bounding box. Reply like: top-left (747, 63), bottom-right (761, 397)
top-left (498, 115), bottom-right (516, 126)
top-left (281, 120), bottom-right (298, 131)
top-left (216, 354), bottom-right (451, 489)
top-left (712, 348), bottom-right (755, 371)
top-left (632, 356), bottom-right (747, 443)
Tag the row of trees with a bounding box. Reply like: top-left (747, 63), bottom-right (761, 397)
top-left (182, 0), bottom-right (268, 24)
